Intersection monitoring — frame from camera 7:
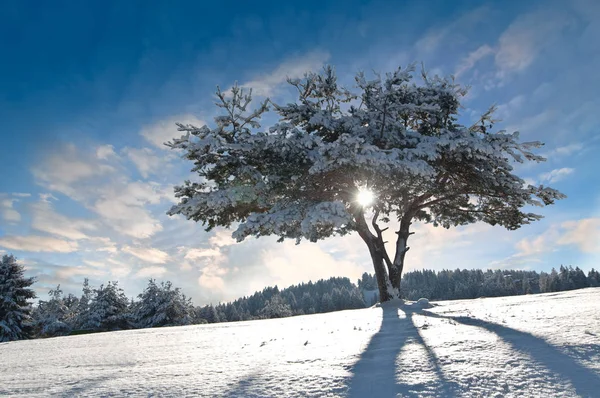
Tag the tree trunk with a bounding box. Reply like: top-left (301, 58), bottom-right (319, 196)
top-left (366, 240), bottom-right (397, 302)
top-left (389, 218), bottom-right (411, 291)
top-left (354, 210), bottom-right (402, 303)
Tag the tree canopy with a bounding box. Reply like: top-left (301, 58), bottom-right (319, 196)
top-left (167, 64), bottom-right (565, 301)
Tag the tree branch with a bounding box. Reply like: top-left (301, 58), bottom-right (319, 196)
top-left (370, 209), bottom-right (393, 270)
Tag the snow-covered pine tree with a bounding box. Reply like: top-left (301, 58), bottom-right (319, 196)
top-left (133, 280), bottom-right (194, 328)
top-left (167, 65), bottom-right (565, 302)
top-left (259, 294), bottom-right (293, 319)
top-left (87, 281), bottom-right (130, 331)
top-left (0, 254), bottom-right (36, 342)
top-left (198, 304), bottom-right (220, 323)
top-left (74, 278), bottom-right (93, 329)
top-left (32, 285), bottom-right (72, 337)
top-left (588, 269), bottom-right (600, 287)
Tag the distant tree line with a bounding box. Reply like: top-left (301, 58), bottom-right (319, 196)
top-left (3, 252), bottom-right (598, 342)
top-left (1, 254), bottom-right (366, 341)
top-left (359, 265), bottom-right (600, 303)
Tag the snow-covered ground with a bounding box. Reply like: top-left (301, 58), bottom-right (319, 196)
top-left (2, 288), bottom-right (599, 397)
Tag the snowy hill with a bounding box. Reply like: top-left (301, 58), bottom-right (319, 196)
top-left (1, 288), bottom-right (599, 397)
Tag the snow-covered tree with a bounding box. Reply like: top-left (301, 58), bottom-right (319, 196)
top-left (588, 269), bottom-right (600, 287)
top-left (73, 278), bottom-right (93, 329)
top-left (167, 65), bottom-right (565, 301)
top-left (32, 285), bottom-right (72, 337)
top-left (259, 294), bottom-right (293, 319)
top-left (133, 279), bottom-right (194, 328)
top-left (198, 304), bottom-right (220, 323)
top-left (86, 281), bottom-right (130, 331)
top-left (0, 254), bottom-right (36, 342)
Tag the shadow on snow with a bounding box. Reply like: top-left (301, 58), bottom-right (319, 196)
top-left (346, 305), bottom-right (460, 397)
top-left (348, 305), bottom-right (600, 397)
top-left (421, 310), bottom-right (600, 398)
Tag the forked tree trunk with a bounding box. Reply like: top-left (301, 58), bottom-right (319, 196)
top-left (356, 211), bottom-right (412, 303)
top-left (366, 240), bottom-right (396, 302)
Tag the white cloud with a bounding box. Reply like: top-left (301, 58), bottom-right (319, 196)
top-left (495, 9), bottom-right (573, 75)
top-left (32, 144), bottom-right (115, 197)
top-left (558, 218), bottom-right (600, 253)
top-left (136, 266), bottom-right (168, 278)
top-left (0, 235), bottom-right (78, 253)
top-left (123, 147), bottom-right (163, 179)
top-left (55, 265), bottom-right (107, 279)
top-left (106, 257), bottom-right (132, 278)
top-left (185, 248), bottom-right (222, 260)
top-left (31, 199), bottom-right (97, 240)
top-left (93, 190), bottom-right (165, 239)
top-left (515, 229), bottom-right (560, 257)
top-left (260, 241), bottom-right (365, 290)
top-left (33, 143), bottom-right (173, 239)
top-left (96, 145), bottom-right (117, 160)
top-left (544, 143), bottom-right (584, 158)
top-left (140, 115), bottom-right (205, 149)
top-left (455, 44), bottom-right (494, 77)
top-left (495, 94), bottom-right (526, 121)
top-left (0, 198), bottom-right (21, 223)
top-left (511, 218), bottom-right (600, 259)
top-left (198, 271), bottom-right (227, 291)
top-left (415, 6), bottom-right (489, 54)
top-left (240, 50), bottom-right (330, 97)
top-left (123, 246), bottom-right (169, 264)
top-left (209, 229), bottom-right (236, 248)
top-left (39, 193), bottom-right (57, 202)
top-left (539, 167), bottom-right (575, 183)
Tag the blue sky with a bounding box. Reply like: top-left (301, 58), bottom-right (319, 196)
top-left (1, 0), bottom-right (598, 305)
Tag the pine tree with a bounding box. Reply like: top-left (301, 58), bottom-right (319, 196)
top-left (74, 278), bottom-right (93, 330)
top-left (259, 294), bottom-right (293, 319)
top-left (0, 255), bottom-right (36, 342)
top-left (199, 305), bottom-right (220, 323)
top-left (573, 267), bottom-right (589, 289)
top-left (32, 285), bottom-right (72, 337)
top-left (87, 281), bottom-right (130, 331)
top-left (588, 269), bottom-right (600, 287)
top-left (133, 279), bottom-right (194, 328)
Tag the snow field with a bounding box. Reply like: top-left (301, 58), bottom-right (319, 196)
top-left (1, 288), bottom-right (599, 397)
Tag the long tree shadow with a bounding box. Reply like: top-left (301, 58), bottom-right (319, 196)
top-left (420, 310), bottom-right (600, 398)
top-left (346, 305), bottom-right (460, 397)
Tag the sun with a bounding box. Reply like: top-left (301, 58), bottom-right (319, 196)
top-left (357, 189), bottom-right (375, 207)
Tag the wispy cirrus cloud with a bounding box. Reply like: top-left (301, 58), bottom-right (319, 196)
top-left (539, 168), bottom-right (575, 184)
top-left (454, 44), bottom-right (494, 78)
top-left (494, 9), bottom-right (574, 75)
top-left (415, 6), bottom-right (490, 55)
